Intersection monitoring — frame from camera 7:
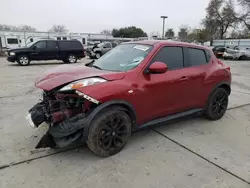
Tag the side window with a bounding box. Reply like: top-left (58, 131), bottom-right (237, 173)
top-left (112, 43), bottom-right (117, 48)
top-left (103, 43), bottom-right (112, 48)
top-left (151, 46), bottom-right (184, 70)
top-left (34, 41), bottom-right (46, 49)
top-left (187, 48), bottom-right (207, 67)
top-left (62, 37), bottom-right (67, 40)
top-left (7, 38), bottom-right (18, 44)
top-left (47, 41), bottom-right (58, 49)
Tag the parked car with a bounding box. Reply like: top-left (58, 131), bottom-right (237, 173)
top-left (223, 47), bottom-right (250, 60)
top-left (6, 39), bottom-right (85, 66)
top-left (86, 41), bottom-right (118, 59)
top-left (212, 46), bottom-right (227, 58)
top-left (27, 40), bottom-right (231, 157)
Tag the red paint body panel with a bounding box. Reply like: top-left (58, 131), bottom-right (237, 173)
top-left (35, 64), bottom-right (125, 91)
top-left (35, 41), bottom-right (231, 126)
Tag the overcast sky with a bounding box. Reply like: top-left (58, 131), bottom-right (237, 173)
top-left (1, 0), bottom-right (210, 34)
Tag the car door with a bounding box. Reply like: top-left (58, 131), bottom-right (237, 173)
top-left (102, 42), bottom-right (112, 54)
top-left (30, 41), bottom-right (47, 60)
top-left (140, 46), bottom-right (189, 122)
top-left (46, 41), bottom-right (59, 60)
top-left (183, 47), bottom-right (211, 108)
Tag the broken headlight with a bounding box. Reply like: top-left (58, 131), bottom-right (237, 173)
top-left (59, 78), bottom-right (107, 92)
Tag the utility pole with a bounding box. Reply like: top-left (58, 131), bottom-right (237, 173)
top-left (160, 16), bottom-right (168, 39)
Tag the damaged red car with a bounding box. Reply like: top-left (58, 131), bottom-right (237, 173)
top-left (26, 40), bottom-right (231, 157)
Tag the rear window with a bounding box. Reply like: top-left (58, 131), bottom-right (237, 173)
top-left (47, 41), bottom-right (58, 49)
top-left (7, 38), bottom-right (18, 44)
top-left (58, 41), bottom-right (83, 50)
top-left (187, 48), bottom-right (208, 67)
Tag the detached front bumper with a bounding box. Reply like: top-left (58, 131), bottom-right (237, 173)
top-left (26, 91), bottom-right (98, 149)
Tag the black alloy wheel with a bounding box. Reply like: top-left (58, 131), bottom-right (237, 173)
top-left (205, 88), bottom-right (229, 120)
top-left (212, 91), bottom-right (228, 116)
top-left (99, 114), bottom-right (129, 151)
top-left (87, 109), bottom-right (131, 157)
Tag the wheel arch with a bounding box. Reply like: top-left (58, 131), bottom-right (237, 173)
top-left (83, 100), bottom-right (137, 140)
top-left (208, 82), bottom-right (231, 100)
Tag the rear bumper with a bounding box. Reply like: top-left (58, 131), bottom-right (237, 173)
top-left (7, 56), bottom-right (16, 62)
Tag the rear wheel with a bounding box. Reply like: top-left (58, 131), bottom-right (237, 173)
top-left (205, 88), bottom-right (229, 120)
top-left (66, 54), bottom-right (77, 63)
top-left (17, 55), bottom-right (30, 66)
top-left (239, 55), bottom-right (247, 60)
top-left (87, 109), bottom-right (132, 157)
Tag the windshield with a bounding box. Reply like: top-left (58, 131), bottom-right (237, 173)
top-left (26, 41), bottom-right (37, 47)
top-left (92, 43), bottom-right (153, 72)
top-left (97, 42), bottom-right (105, 47)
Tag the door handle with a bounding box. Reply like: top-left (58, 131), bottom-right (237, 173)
top-left (180, 76), bottom-right (188, 81)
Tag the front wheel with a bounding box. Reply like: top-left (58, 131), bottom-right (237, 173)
top-left (95, 52), bottom-right (101, 59)
top-left (17, 55), bottom-right (30, 66)
top-left (205, 88), bottom-right (229, 120)
top-left (87, 109), bottom-right (132, 157)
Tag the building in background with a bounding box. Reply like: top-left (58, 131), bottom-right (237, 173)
top-left (0, 30), bottom-right (134, 54)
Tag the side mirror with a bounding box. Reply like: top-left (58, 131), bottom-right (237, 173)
top-left (148, 62), bottom-right (168, 74)
top-left (32, 46), bottom-right (37, 50)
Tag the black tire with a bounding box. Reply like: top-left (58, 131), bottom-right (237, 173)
top-left (87, 108), bottom-right (132, 157)
top-left (95, 52), bottom-right (102, 59)
top-left (17, 55), bottom-right (30, 66)
top-left (239, 55), bottom-right (247, 60)
top-left (67, 54), bottom-right (77, 63)
top-left (205, 88), bottom-right (229, 120)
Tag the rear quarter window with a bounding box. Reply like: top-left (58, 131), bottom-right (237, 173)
top-left (187, 48), bottom-right (208, 67)
top-left (59, 41), bottom-right (83, 50)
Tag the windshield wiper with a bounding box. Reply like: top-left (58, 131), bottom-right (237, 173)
top-left (92, 64), bottom-right (102, 70)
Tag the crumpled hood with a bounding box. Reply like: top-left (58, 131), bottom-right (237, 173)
top-left (35, 64), bottom-right (125, 91)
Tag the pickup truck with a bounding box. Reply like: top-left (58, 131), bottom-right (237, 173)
top-left (86, 42), bottom-right (118, 59)
top-left (6, 39), bottom-right (85, 66)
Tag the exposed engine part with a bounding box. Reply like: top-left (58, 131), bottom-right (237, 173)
top-left (32, 90), bottom-right (99, 149)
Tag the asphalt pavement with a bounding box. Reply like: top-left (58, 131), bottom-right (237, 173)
top-left (0, 58), bottom-right (250, 188)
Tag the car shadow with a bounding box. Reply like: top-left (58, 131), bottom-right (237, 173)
top-left (51, 116), bottom-right (203, 161)
top-left (8, 62), bottom-right (66, 66)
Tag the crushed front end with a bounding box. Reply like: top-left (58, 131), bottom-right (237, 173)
top-left (27, 89), bottom-right (98, 149)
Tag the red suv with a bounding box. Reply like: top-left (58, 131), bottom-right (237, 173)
top-left (27, 40), bottom-right (231, 157)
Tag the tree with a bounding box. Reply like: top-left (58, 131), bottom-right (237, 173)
top-left (230, 27), bottom-right (250, 38)
top-left (48, 25), bottom-right (69, 33)
top-left (100, 29), bottom-right (112, 35)
top-left (234, 0), bottom-right (250, 30)
top-left (18, 25), bottom-right (36, 32)
top-left (203, 0), bottom-right (237, 39)
top-left (165, 28), bottom-right (175, 38)
top-left (111, 26), bottom-right (147, 38)
top-left (188, 28), bottom-right (211, 44)
top-left (0, 24), bottom-right (36, 31)
top-left (178, 25), bottom-right (190, 41)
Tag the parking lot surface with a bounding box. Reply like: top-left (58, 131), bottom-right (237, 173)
top-left (0, 58), bottom-right (250, 188)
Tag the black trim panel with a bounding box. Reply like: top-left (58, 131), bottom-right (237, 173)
top-left (139, 108), bottom-right (204, 129)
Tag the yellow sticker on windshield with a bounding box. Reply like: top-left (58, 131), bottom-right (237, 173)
top-left (133, 45), bottom-right (150, 51)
